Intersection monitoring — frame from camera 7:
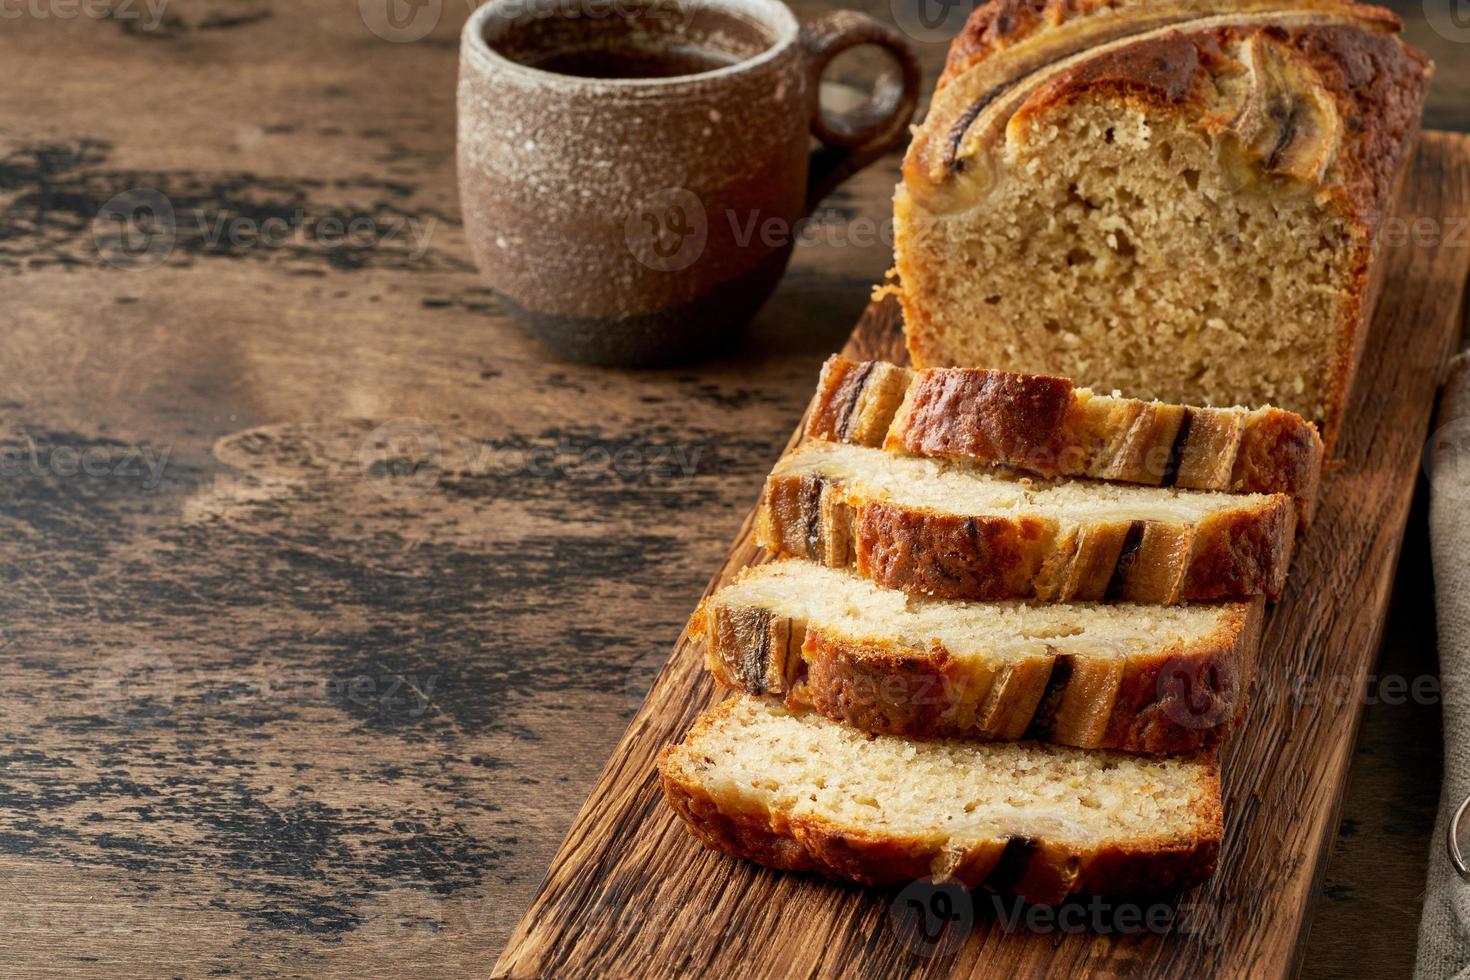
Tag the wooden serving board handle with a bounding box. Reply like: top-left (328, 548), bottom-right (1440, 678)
top-left (493, 131), bottom-right (1470, 980)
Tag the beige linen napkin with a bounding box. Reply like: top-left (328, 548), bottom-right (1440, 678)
top-left (1419, 351), bottom-right (1470, 980)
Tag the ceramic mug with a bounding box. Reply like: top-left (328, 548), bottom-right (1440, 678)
top-left (457, 0), bottom-right (920, 366)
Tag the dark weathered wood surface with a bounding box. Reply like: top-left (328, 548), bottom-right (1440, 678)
top-left (493, 132), bottom-right (1470, 978)
top-left (0, 1), bottom-right (1464, 977)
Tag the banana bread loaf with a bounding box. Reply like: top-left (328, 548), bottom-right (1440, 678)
top-left (695, 560), bottom-right (1263, 753)
top-left (807, 354), bottom-right (1324, 522)
top-left (757, 441), bottom-right (1296, 602)
top-left (658, 695), bottom-right (1223, 903)
top-left (895, 0), bottom-right (1431, 451)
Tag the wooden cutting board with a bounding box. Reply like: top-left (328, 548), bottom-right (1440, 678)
top-left (493, 131), bottom-right (1470, 979)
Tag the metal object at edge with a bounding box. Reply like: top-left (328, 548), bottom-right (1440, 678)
top-left (1449, 793), bottom-right (1470, 881)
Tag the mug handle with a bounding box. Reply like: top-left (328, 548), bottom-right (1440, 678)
top-left (799, 11), bottom-right (922, 215)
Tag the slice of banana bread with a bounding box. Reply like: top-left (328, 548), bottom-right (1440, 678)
top-left (758, 441), bottom-right (1295, 603)
top-left (658, 695), bottom-right (1223, 904)
top-left (695, 561), bottom-right (1262, 753)
top-left (895, 1), bottom-right (1431, 451)
top-left (807, 355), bottom-right (1323, 523)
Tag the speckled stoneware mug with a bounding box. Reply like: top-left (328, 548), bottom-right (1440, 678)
top-left (458, 0), bottom-right (920, 366)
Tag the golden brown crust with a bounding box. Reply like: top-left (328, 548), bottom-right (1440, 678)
top-left (1010, 31), bottom-right (1221, 119)
top-left (1180, 503), bottom-right (1296, 600)
top-left (935, 0), bottom-right (1372, 91)
top-left (757, 469), bottom-right (1296, 603)
top-left (697, 581), bottom-right (1265, 753)
top-left (1292, 22), bottom-right (1429, 449)
top-left (891, 363), bottom-right (1078, 462)
top-left (803, 355), bottom-right (910, 447)
top-left (656, 700), bottom-right (1224, 904)
top-left (1100, 599), bottom-right (1265, 749)
top-left (939, 0), bottom-right (1114, 90)
top-left (1232, 408), bottom-right (1324, 524)
top-left (800, 632), bottom-right (961, 738)
top-left (853, 503), bottom-right (1053, 602)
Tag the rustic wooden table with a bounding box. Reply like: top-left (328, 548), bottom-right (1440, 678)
top-left (0, 1), bottom-right (1464, 977)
